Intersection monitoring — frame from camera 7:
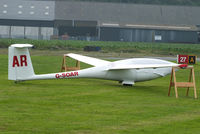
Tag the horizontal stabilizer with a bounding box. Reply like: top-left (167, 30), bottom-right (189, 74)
top-left (10, 44), bottom-right (33, 48)
top-left (66, 53), bottom-right (111, 67)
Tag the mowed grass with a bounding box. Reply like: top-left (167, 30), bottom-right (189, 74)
top-left (0, 52), bottom-right (200, 134)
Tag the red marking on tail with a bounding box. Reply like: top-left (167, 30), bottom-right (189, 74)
top-left (12, 55), bottom-right (27, 67)
top-left (179, 64), bottom-right (188, 69)
top-left (20, 55), bottom-right (27, 66)
top-left (12, 56), bottom-right (20, 67)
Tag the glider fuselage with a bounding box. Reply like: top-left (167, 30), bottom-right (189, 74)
top-left (32, 58), bottom-right (173, 85)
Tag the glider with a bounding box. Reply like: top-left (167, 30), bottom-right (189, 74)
top-left (8, 44), bottom-right (183, 86)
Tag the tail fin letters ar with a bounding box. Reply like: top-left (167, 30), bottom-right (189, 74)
top-left (12, 55), bottom-right (27, 67)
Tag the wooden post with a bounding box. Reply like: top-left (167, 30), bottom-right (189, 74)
top-left (168, 68), bottom-right (174, 96)
top-left (60, 54), bottom-right (80, 72)
top-left (186, 69), bottom-right (192, 96)
top-left (168, 66), bottom-right (197, 99)
top-left (192, 68), bottom-right (197, 99)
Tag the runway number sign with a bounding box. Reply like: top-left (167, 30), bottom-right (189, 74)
top-left (177, 55), bottom-right (188, 64)
top-left (177, 55), bottom-right (196, 64)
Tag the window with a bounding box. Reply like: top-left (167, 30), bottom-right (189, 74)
top-left (3, 4), bottom-right (8, 8)
top-left (44, 12), bottom-right (49, 15)
top-left (45, 6), bottom-right (49, 9)
top-left (3, 10), bottom-right (7, 14)
top-left (30, 11), bottom-right (34, 15)
top-left (18, 5), bottom-right (23, 8)
top-left (18, 11), bottom-right (22, 14)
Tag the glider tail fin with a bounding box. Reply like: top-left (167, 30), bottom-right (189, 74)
top-left (8, 44), bottom-right (35, 81)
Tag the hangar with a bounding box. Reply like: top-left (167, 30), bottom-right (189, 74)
top-left (0, 0), bottom-right (200, 43)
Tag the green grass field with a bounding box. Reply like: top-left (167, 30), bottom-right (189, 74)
top-left (0, 47), bottom-right (200, 134)
top-left (1, 39), bottom-right (200, 56)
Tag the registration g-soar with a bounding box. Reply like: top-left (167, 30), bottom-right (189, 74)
top-left (8, 44), bottom-right (185, 86)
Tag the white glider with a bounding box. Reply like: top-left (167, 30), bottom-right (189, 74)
top-left (8, 44), bottom-right (183, 86)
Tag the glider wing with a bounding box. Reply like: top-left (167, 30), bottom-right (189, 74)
top-left (107, 64), bottom-right (179, 70)
top-left (66, 53), bottom-right (111, 67)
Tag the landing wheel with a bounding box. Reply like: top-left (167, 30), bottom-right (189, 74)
top-left (122, 81), bottom-right (134, 86)
top-left (122, 84), bottom-right (133, 86)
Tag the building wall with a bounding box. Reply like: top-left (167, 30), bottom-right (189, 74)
top-left (55, 1), bottom-right (200, 26)
top-left (100, 27), bottom-right (198, 43)
top-left (0, 0), bottom-right (199, 43)
top-left (1, 0), bottom-right (199, 27)
top-left (0, 0), bottom-right (55, 21)
top-left (0, 25), bottom-right (54, 40)
top-left (0, 26), bottom-right (10, 38)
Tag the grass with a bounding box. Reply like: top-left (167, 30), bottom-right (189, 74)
top-left (1, 38), bottom-right (200, 56)
top-left (0, 48), bottom-right (200, 133)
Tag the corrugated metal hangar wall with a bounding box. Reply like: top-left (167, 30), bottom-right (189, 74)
top-left (0, 0), bottom-right (199, 43)
top-left (100, 28), bottom-right (198, 43)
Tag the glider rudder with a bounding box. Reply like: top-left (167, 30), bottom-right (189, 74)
top-left (8, 44), bottom-right (35, 81)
